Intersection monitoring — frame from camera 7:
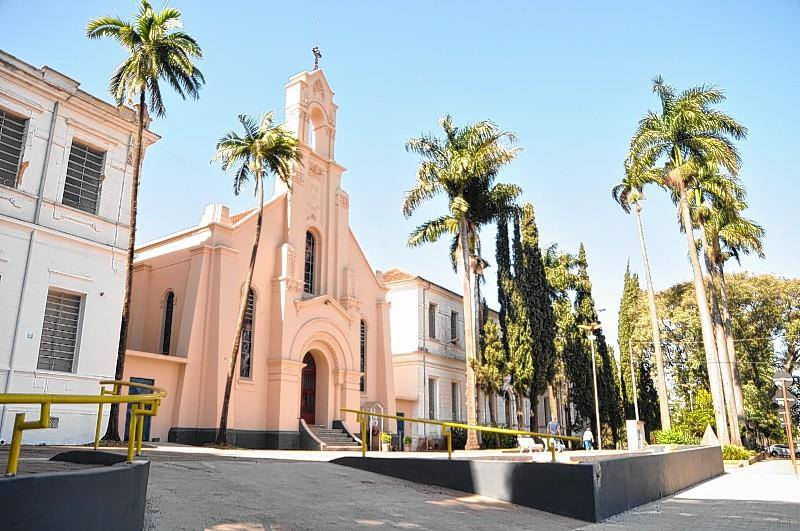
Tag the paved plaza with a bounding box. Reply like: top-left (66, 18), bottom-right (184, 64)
top-left (5, 445), bottom-right (799, 530)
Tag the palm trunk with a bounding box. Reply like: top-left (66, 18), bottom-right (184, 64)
top-left (515, 390), bottom-right (525, 429)
top-left (676, 177), bottom-right (729, 444)
top-left (717, 261), bottom-right (746, 431)
top-left (104, 91), bottom-right (146, 441)
top-left (701, 229), bottom-right (741, 445)
top-left (633, 203), bottom-right (670, 430)
top-left (216, 176), bottom-right (264, 444)
top-left (547, 384), bottom-right (559, 423)
top-left (459, 219), bottom-right (480, 449)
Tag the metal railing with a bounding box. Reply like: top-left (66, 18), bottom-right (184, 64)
top-left (341, 408), bottom-right (581, 462)
top-left (0, 379), bottom-right (166, 476)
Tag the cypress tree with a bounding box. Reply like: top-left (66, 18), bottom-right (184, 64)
top-left (574, 244), bottom-right (624, 445)
top-left (517, 203), bottom-right (557, 430)
top-left (618, 262), bottom-right (638, 418)
top-left (496, 214), bottom-right (511, 359)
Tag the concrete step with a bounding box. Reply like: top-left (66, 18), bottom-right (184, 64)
top-left (324, 445), bottom-right (360, 451)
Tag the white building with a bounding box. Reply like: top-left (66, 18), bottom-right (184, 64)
top-left (385, 268), bottom-right (574, 444)
top-left (0, 50), bottom-right (158, 444)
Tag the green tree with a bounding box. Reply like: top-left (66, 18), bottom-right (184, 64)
top-left (575, 244), bottom-right (624, 445)
top-left (515, 203), bottom-right (557, 430)
top-left (473, 318), bottom-right (505, 445)
top-left (87, 0), bottom-right (204, 441)
top-left (403, 116), bottom-right (521, 449)
top-left (628, 76), bottom-right (747, 444)
top-left (636, 354), bottom-right (661, 439)
top-left (613, 163), bottom-right (671, 430)
top-left (212, 113), bottom-right (301, 444)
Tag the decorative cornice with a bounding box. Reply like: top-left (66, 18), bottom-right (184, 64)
top-left (293, 294), bottom-right (355, 324)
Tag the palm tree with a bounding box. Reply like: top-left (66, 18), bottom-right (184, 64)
top-left (701, 186), bottom-right (765, 444)
top-left (212, 113), bottom-right (301, 444)
top-left (404, 115), bottom-right (521, 449)
top-left (628, 77), bottom-right (747, 444)
top-left (87, 0), bottom-right (204, 441)
top-left (613, 162), bottom-right (671, 430)
top-left (687, 163), bottom-right (748, 445)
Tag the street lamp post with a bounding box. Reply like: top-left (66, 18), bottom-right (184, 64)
top-left (579, 321), bottom-right (603, 450)
top-left (773, 370), bottom-right (797, 476)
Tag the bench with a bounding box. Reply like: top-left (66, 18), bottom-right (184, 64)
top-left (517, 436), bottom-right (544, 453)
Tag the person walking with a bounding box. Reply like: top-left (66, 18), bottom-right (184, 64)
top-left (583, 427), bottom-right (594, 451)
top-left (546, 418), bottom-right (562, 452)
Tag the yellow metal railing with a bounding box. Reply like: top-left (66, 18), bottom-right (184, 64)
top-left (0, 379), bottom-right (166, 476)
top-left (341, 408), bottom-right (581, 463)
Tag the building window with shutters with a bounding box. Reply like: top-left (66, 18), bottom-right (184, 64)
top-left (304, 231), bottom-right (316, 295)
top-left (37, 289), bottom-right (83, 372)
top-left (428, 303), bottom-right (437, 339)
top-left (161, 291), bottom-right (175, 354)
top-left (240, 289), bottom-right (255, 378)
top-left (62, 140), bottom-right (104, 214)
top-left (359, 319), bottom-right (366, 392)
top-left (451, 382), bottom-right (460, 421)
top-left (428, 377), bottom-right (437, 420)
top-left (0, 108), bottom-right (28, 188)
top-left (450, 311), bottom-right (458, 342)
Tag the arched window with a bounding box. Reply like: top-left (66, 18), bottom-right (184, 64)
top-left (305, 117), bottom-right (316, 152)
top-left (304, 231), bottom-right (316, 295)
top-left (161, 291), bottom-right (174, 354)
top-left (360, 320), bottom-right (367, 392)
top-left (240, 289), bottom-right (255, 378)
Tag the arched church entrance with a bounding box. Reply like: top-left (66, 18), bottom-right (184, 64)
top-left (300, 352), bottom-right (317, 425)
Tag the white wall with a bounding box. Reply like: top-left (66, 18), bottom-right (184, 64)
top-left (0, 52), bottom-right (149, 444)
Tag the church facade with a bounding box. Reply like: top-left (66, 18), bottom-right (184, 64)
top-left (121, 69), bottom-right (396, 448)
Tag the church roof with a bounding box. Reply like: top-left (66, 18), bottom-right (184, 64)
top-left (229, 208), bottom-right (255, 224)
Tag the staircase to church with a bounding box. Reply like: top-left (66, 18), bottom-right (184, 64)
top-left (307, 424), bottom-right (361, 451)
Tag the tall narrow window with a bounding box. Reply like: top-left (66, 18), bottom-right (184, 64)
top-left (161, 292), bottom-right (174, 354)
top-left (38, 289), bottom-right (82, 372)
top-left (359, 319), bottom-right (366, 392)
top-left (451, 382), bottom-right (460, 421)
top-left (428, 378), bottom-right (437, 419)
top-left (0, 108), bottom-right (27, 188)
top-left (63, 141), bottom-right (104, 214)
top-left (450, 311), bottom-right (458, 342)
top-left (304, 231), bottom-right (315, 295)
top-left (428, 303), bottom-right (436, 339)
top-left (240, 289), bottom-right (255, 378)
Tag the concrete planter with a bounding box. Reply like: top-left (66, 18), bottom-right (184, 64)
top-left (0, 451), bottom-right (149, 531)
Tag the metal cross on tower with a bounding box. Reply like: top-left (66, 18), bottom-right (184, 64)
top-left (312, 46), bottom-right (322, 70)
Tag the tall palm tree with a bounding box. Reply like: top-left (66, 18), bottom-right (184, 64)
top-left (705, 195), bottom-right (764, 443)
top-left (687, 164), bottom-right (748, 445)
top-left (212, 113), bottom-right (301, 444)
top-left (404, 115), bottom-right (521, 449)
top-left (87, 0), bottom-right (204, 441)
top-left (628, 77), bottom-right (747, 444)
top-left (613, 162), bottom-right (671, 430)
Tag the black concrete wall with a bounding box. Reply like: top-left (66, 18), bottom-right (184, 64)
top-left (593, 445), bottom-right (724, 521)
top-left (0, 451), bottom-right (149, 531)
top-left (168, 427), bottom-right (299, 449)
top-left (334, 445), bottom-right (724, 522)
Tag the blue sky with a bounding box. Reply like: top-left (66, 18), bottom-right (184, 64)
top-left (2, 1), bottom-right (798, 351)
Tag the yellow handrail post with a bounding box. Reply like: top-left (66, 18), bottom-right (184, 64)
top-left (135, 404), bottom-right (145, 456)
top-left (360, 413), bottom-right (367, 458)
top-left (126, 412), bottom-right (137, 462)
top-left (94, 402), bottom-right (103, 450)
top-left (6, 402), bottom-right (51, 476)
top-left (549, 441), bottom-right (557, 463)
top-left (446, 426), bottom-right (452, 460)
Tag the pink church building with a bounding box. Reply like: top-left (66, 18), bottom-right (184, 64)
top-left (120, 68), bottom-right (396, 449)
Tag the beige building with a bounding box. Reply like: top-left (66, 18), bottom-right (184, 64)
top-left (120, 68), bottom-right (395, 449)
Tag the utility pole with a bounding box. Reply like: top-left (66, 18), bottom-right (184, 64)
top-left (773, 370), bottom-right (797, 476)
top-left (579, 321), bottom-right (603, 450)
top-left (629, 339), bottom-right (639, 422)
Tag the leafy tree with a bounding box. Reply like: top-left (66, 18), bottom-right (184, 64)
top-left (613, 163), bottom-right (671, 429)
top-left (87, 0), bottom-right (204, 440)
top-left (473, 319), bottom-right (505, 445)
top-left (628, 76), bottom-right (747, 445)
top-left (212, 113), bottom-right (301, 444)
top-left (636, 352), bottom-right (661, 438)
top-left (403, 116), bottom-right (521, 449)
